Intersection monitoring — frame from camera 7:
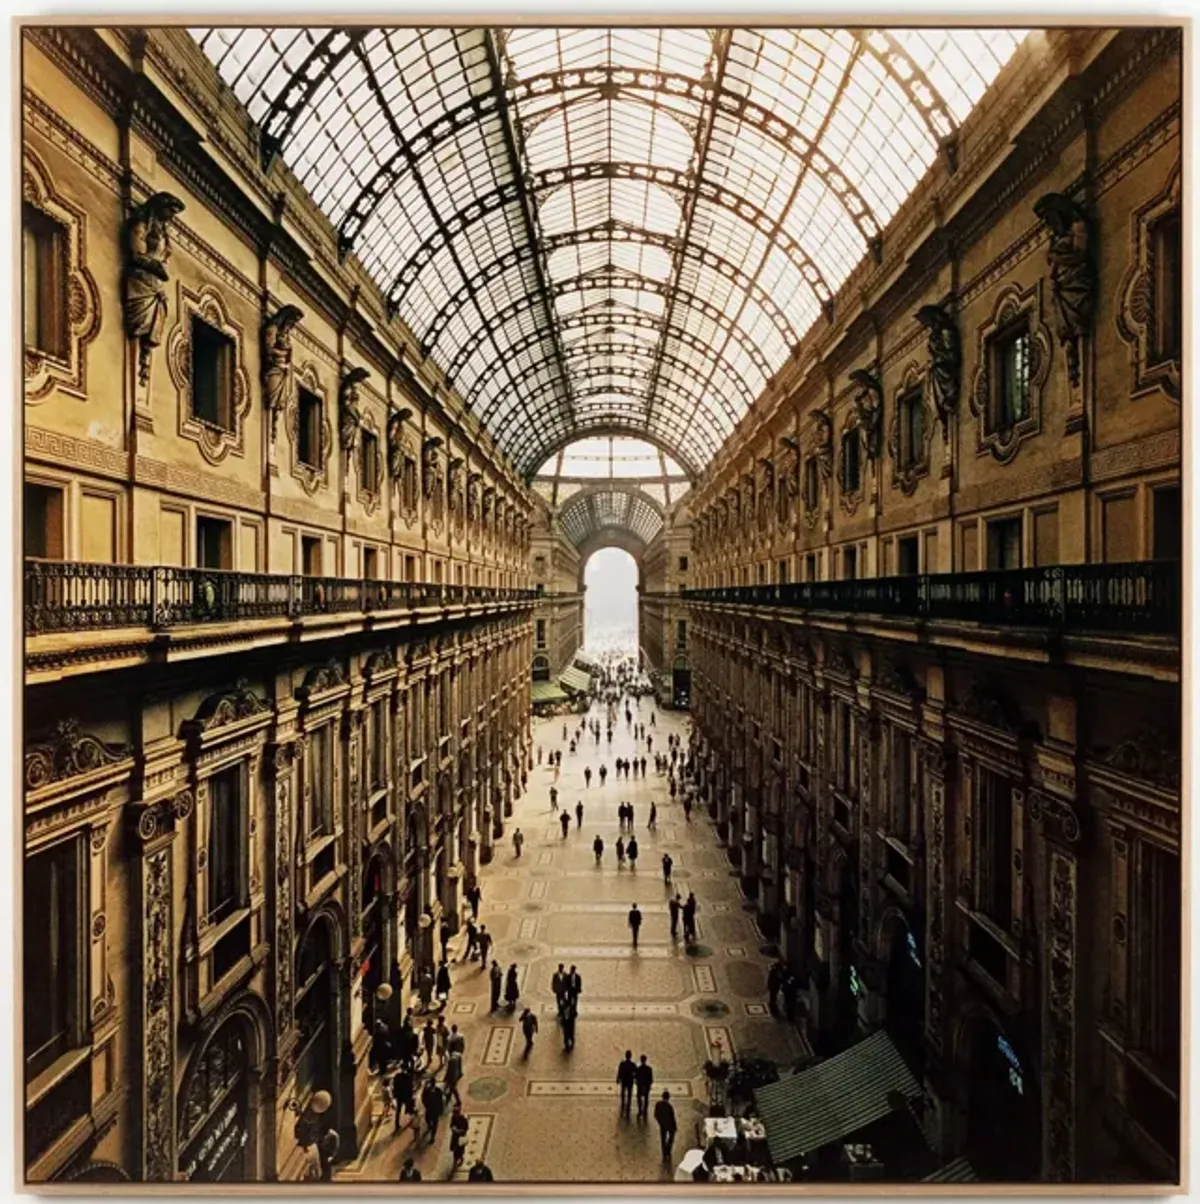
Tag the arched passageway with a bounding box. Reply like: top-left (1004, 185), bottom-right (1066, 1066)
top-left (583, 546), bottom-right (640, 656)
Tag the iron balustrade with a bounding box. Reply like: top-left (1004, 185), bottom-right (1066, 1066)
top-left (24, 559), bottom-right (539, 635)
top-left (678, 561), bottom-right (1179, 635)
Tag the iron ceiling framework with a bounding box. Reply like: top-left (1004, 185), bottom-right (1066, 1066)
top-left (557, 485), bottom-right (666, 549)
top-left (193, 26), bottom-right (1026, 478)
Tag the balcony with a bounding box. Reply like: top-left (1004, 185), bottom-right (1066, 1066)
top-left (680, 561), bottom-right (1179, 638)
top-left (24, 560), bottom-right (539, 681)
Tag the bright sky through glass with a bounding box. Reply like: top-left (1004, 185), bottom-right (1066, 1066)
top-left (584, 546), bottom-right (640, 654)
top-left (193, 25), bottom-right (1027, 476)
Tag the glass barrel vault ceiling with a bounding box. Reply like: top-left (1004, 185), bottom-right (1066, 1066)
top-left (557, 486), bottom-right (665, 548)
top-left (193, 26), bottom-right (1027, 477)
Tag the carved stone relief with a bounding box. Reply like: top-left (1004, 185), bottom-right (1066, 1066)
top-left (123, 191), bottom-right (185, 398)
top-left (25, 718), bottom-right (131, 791)
top-left (262, 304), bottom-right (303, 445)
top-left (142, 845), bottom-right (175, 1180)
top-left (915, 301), bottom-right (961, 441)
top-left (1034, 192), bottom-right (1095, 391)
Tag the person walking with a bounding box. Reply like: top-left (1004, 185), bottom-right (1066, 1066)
top-left (422, 1018), bottom-right (436, 1067)
top-left (549, 785), bottom-right (559, 811)
top-left (444, 1047), bottom-right (464, 1106)
top-left (537, 745), bottom-right (543, 766)
top-left (683, 795), bottom-right (692, 823)
top-left (435, 960), bottom-right (452, 1008)
top-left (635, 1055), bottom-right (654, 1120)
top-left (552, 963), bottom-right (567, 1013)
top-left (599, 764), bottom-right (607, 786)
top-left (399, 1156), bottom-right (422, 1181)
top-left (683, 892), bottom-right (698, 943)
top-left (616, 835), bottom-right (625, 865)
top-left (504, 963), bottom-right (520, 1011)
top-left (767, 961), bottom-right (784, 1016)
top-left (627, 835), bottom-right (639, 869)
top-left (434, 1015), bottom-right (449, 1067)
top-left (449, 1104), bottom-right (470, 1167)
top-left (668, 892), bottom-right (682, 940)
top-left (462, 918), bottom-right (478, 962)
top-left (466, 882), bottom-right (482, 919)
top-left (654, 1090), bottom-right (678, 1160)
top-left (593, 834), bottom-right (604, 865)
top-left (576, 800), bottom-right (584, 829)
top-left (616, 1051), bottom-right (637, 1118)
top-left (560, 809), bottom-right (571, 838)
top-left (489, 959), bottom-right (503, 1012)
top-left (640, 755), bottom-right (647, 777)
top-left (467, 1160), bottom-right (494, 1182)
top-left (477, 925), bottom-right (492, 969)
top-left (628, 903), bottom-right (643, 949)
top-left (512, 828), bottom-right (524, 858)
top-left (562, 723), bottom-right (568, 742)
top-left (520, 1007), bottom-right (539, 1057)
top-left (417, 965), bottom-right (434, 1013)
top-left (421, 1078), bottom-right (444, 1144)
top-left (782, 970), bottom-right (799, 1024)
top-left (566, 964), bottom-right (582, 1007)
top-left (439, 919), bottom-right (451, 963)
top-left (628, 802), bottom-right (636, 828)
top-left (561, 998), bottom-right (577, 1051)
top-left (584, 766), bottom-right (592, 788)
top-left (447, 1023), bottom-right (465, 1059)
top-left (661, 853), bottom-right (673, 885)
top-left (649, 801), bottom-right (657, 830)
top-left (391, 1064), bottom-right (416, 1131)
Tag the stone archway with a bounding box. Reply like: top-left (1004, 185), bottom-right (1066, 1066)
top-left (176, 990), bottom-right (274, 1183)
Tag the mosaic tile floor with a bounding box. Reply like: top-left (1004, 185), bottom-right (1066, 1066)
top-left (336, 704), bottom-right (805, 1184)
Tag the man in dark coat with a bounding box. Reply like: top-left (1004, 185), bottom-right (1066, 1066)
top-left (489, 959), bottom-right (503, 1012)
top-left (668, 893), bottom-right (682, 940)
top-left (552, 963), bottom-right (567, 1013)
top-left (682, 892), bottom-right (698, 943)
top-left (616, 1051), bottom-right (637, 1118)
top-left (467, 1160), bottom-right (494, 1181)
top-left (628, 903), bottom-right (643, 949)
top-left (654, 1090), bottom-right (678, 1160)
top-left (399, 1156), bottom-right (421, 1181)
top-left (439, 920), bottom-right (451, 963)
top-left (391, 1064), bottom-right (416, 1131)
top-left (520, 1007), bottom-right (539, 1056)
top-left (627, 836), bottom-right (639, 868)
top-left (477, 925), bottom-right (493, 969)
top-left (635, 1055), bottom-right (654, 1120)
top-left (560, 809), bottom-right (571, 838)
top-left (566, 965), bottom-right (582, 1004)
top-left (449, 1104), bottom-right (470, 1167)
top-left (466, 882), bottom-right (482, 919)
top-left (767, 961), bottom-right (784, 1015)
top-left (576, 800), bottom-right (584, 829)
top-left (421, 1079), bottom-right (444, 1143)
top-left (436, 960), bottom-right (452, 1007)
top-left (562, 999), bottom-right (577, 1051)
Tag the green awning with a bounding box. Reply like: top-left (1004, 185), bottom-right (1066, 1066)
top-left (559, 666), bottom-right (593, 695)
top-left (532, 681), bottom-right (568, 704)
top-left (753, 1030), bottom-right (921, 1164)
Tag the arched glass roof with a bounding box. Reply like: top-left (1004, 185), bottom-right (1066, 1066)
top-left (557, 485), bottom-right (665, 549)
top-left (193, 25), bottom-right (1027, 477)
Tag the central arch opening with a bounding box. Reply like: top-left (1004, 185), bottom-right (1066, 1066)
top-left (583, 546), bottom-right (639, 657)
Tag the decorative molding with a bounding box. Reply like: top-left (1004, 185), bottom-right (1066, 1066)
top-left (187, 681), bottom-right (271, 733)
top-left (968, 279), bottom-right (1052, 465)
top-left (887, 360), bottom-right (932, 496)
top-left (1116, 160), bottom-right (1181, 403)
top-left (364, 648), bottom-right (397, 679)
top-left (297, 659), bottom-right (348, 700)
top-left (956, 679), bottom-right (1039, 740)
top-left (1044, 849), bottom-right (1078, 1180)
top-left (142, 845), bottom-right (175, 1181)
top-left (25, 718), bottom-right (131, 791)
top-left (21, 147), bottom-right (101, 403)
top-left (1028, 789), bottom-right (1082, 844)
top-left (167, 282), bottom-right (253, 466)
top-left (1095, 723), bottom-right (1180, 792)
top-left (288, 360), bottom-right (333, 496)
top-left (1090, 427), bottom-right (1179, 485)
top-left (25, 426), bottom-right (128, 480)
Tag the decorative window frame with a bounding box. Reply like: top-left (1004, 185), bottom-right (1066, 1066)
top-left (22, 149), bottom-right (101, 404)
top-left (888, 362), bottom-right (933, 496)
top-left (801, 456), bottom-right (821, 530)
top-left (357, 411), bottom-right (384, 515)
top-left (179, 684), bottom-right (272, 1025)
top-left (968, 280), bottom-right (1052, 465)
top-left (289, 361), bottom-right (333, 496)
top-left (837, 416), bottom-right (866, 516)
top-left (1117, 162), bottom-right (1182, 403)
top-left (167, 284), bottom-right (252, 467)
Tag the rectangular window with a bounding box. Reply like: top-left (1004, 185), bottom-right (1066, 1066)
top-left (842, 546), bottom-right (857, 580)
top-left (987, 517), bottom-right (1022, 571)
top-left (298, 387), bottom-right (322, 468)
top-left (836, 702), bottom-right (852, 792)
top-left (25, 482), bottom-right (65, 560)
top-left (403, 459), bottom-right (418, 512)
top-left (404, 555), bottom-right (417, 583)
top-left (371, 699), bottom-right (388, 791)
top-left (25, 838), bottom-right (83, 1076)
top-left (363, 546), bottom-right (378, 580)
top-left (976, 769), bottom-right (1014, 930)
top-left (805, 553), bottom-right (818, 582)
top-left (757, 563), bottom-right (768, 584)
top-left (196, 515), bottom-right (233, 570)
top-left (899, 386), bottom-right (925, 469)
top-left (360, 430), bottom-right (379, 495)
top-left (677, 620), bottom-right (687, 647)
top-left (536, 619), bottom-right (546, 648)
top-left (803, 459), bottom-right (820, 510)
top-left (306, 725), bottom-right (334, 840)
top-left (1152, 486), bottom-right (1181, 561)
top-left (190, 316), bottom-right (235, 431)
top-left (679, 556), bottom-right (689, 572)
top-left (23, 203), bottom-right (67, 359)
top-left (302, 535), bottom-right (322, 577)
top-left (1152, 210), bottom-right (1182, 365)
top-left (777, 559), bottom-right (788, 584)
top-left (890, 729), bottom-right (912, 842)
top-left (841, 434), bottom-right (861, 494)
top-left (207, 765), bottom-right (243, 925)
top-left (992, 320), bottom-right (1031, 433)
top-left (897, 535), bottom-right (919, 576)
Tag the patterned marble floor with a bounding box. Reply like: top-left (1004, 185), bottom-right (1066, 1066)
top-left (336, 702), bottom-right (804, 1184)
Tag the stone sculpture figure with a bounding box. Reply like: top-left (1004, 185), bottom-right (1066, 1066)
top-left (263, 305), bottom-right (304, 442)
top-left (423, 437), bottom-right (443, 500)
top-left (1034, 192), bottom-right (1095, 388)
top-left (123, 192), bottom-right (185, 383)
top-left (915, 303), bottom-right (961, 440)
top-left (339, 367), bottom-right (368, 452)
top-left (812, 407), bottom-right (834, 479)
top-left (387, 407), bottom-right (412, 480)
top-left (848, 369), bottom-right (884, 460)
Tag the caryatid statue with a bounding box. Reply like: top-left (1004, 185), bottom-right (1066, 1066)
top-left (387, 407), bottom-right (412, 480)
top-left (123, 192), bottom-right (185, 384)
top-left (1034, 192), bottom-right (1095, 388)
top-left (915, 302), bottom-right (961, 441)
top-left (848, 368), bottom-right (884, 461)
top-left (262, 305), bottom-right (304, 443)
top-left (339, 367), bottom-right (369, 452)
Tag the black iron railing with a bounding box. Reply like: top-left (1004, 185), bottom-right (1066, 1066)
top-left (24, 559), bottom-right (539, 635)
top-left (680, 561), bottom-right (1180, 635)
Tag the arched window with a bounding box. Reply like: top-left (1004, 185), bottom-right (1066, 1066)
top-left (294, 921), bottom-right (335, 1104)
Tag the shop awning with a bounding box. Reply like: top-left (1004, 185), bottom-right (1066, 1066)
top-left (924, 1157), bottom-right (979, 1183)
top-left (753, 1031), bottom-right (921, 1164)
top-left (532, 681), bottom-right (568, 704)
top-left (559, 666), bottom-right (593, 695)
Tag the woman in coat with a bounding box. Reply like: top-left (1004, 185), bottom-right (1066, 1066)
top-left (436, 960), bottom-right (452, 1007)
top-left (504, 963), bottom-right (520, 1010)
